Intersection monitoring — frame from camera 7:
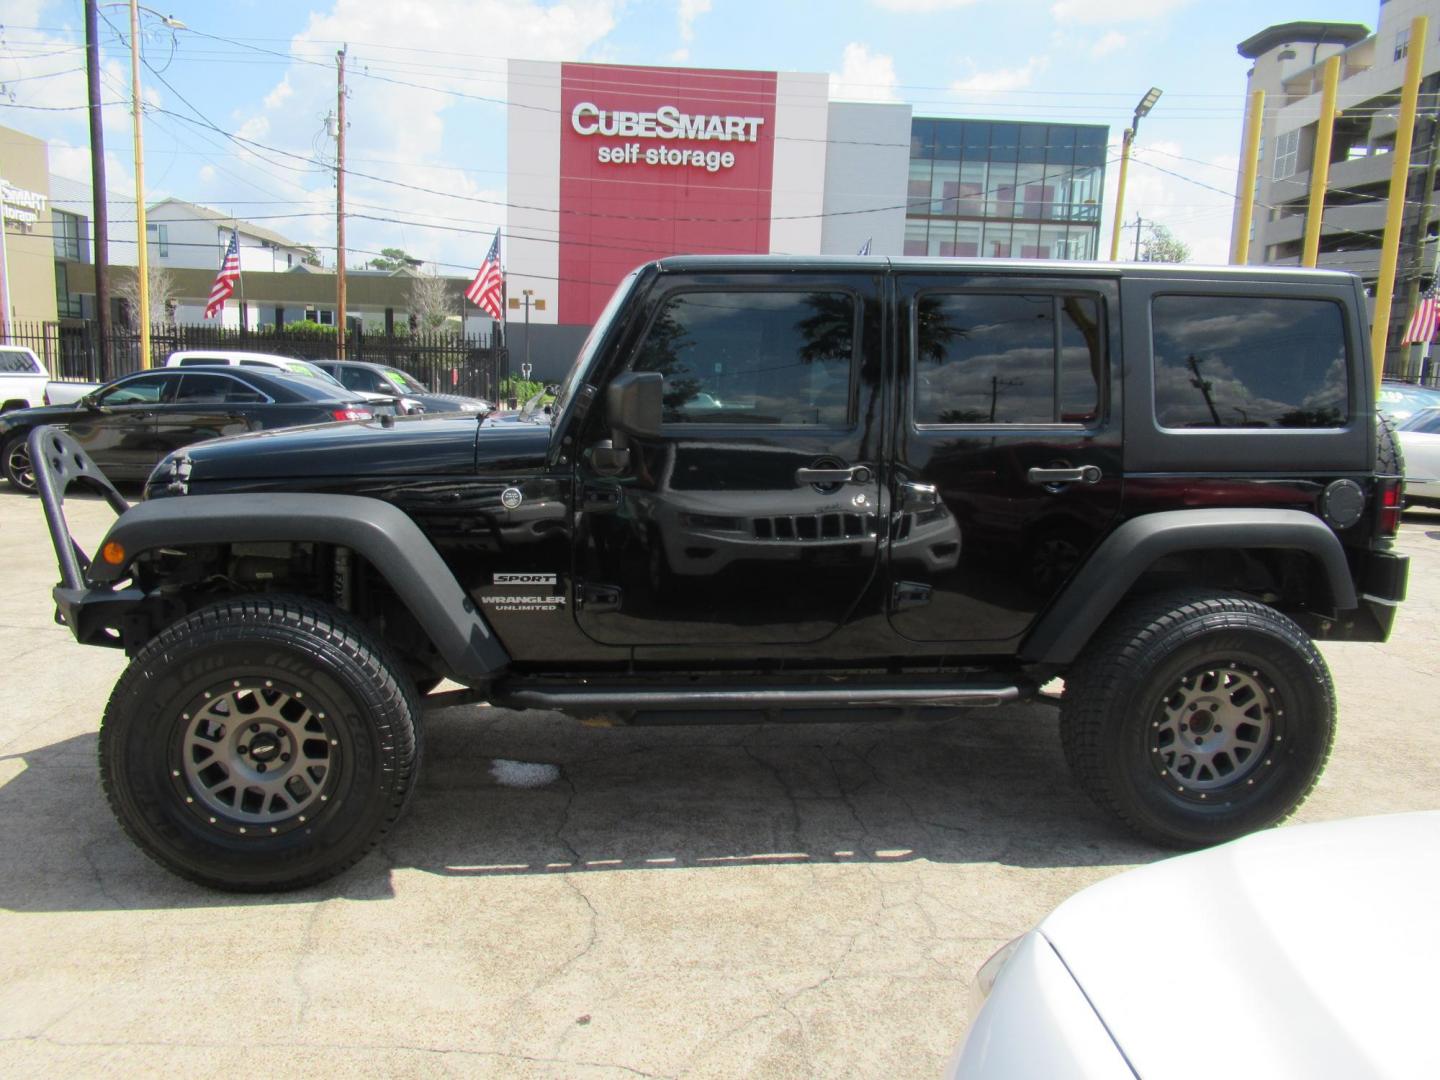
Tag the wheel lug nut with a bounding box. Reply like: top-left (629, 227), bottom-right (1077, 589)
top-left (238, 745), bottom-right (248, 754)
top-left (1210, 704), bottom-right (1219, 712)
top-left (281, 753), bottom-right (290, 762)
top-left (256, 764), bottom-right (266, 773)
top-left (251, 724), bottom-right (260, 734)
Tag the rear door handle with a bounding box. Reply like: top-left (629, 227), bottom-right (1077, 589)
top-left (1028, 465), bottom-right (1101, 486)
top-left (795, 465), bottom-right (872, 486)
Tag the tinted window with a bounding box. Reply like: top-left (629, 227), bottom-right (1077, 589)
top-left (177, 373), bottom-right (265, 404)
top-left (0, 349), bottom-right (41, 374)
top-left (98, 374), bottom-right (173, 405)
top-left (631, 290), bottom-right (856, 426)
top-left (913, 293), bottom-right (1102, 425)
top-left (1152, 296), bottom-right (1348, 429)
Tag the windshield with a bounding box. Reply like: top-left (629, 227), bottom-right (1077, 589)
top-left (381, 367), bottom-right (427, 394)
top-left (551, 269), bottom-right (643, 429)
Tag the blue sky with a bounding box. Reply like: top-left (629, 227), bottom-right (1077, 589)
top-left (2, 0), bottom-right (1377, 270)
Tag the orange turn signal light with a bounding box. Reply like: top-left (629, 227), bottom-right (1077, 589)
top-left (101, 541), bottom-right (126, 565)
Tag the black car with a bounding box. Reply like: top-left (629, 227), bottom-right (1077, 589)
top-left (1, 367), bottom-right (378, 493)
top-left (29, 256), bottom-right (1410, 892)
top-left (312, 359), bottom-right (492, 415)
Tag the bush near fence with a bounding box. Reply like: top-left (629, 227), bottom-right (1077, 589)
top-left (1, 320), bottom-right (510, 403)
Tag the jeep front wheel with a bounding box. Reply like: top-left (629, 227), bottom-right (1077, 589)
top-left (1059, 590), bottom-right (1334, 849)
top-left (3, 433), bottom-right (35, 493)
top-left (100, 596), bottom-right (421, 891)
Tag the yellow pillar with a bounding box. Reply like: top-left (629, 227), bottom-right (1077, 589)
top-left (128, 0), bottom-right (151, 368)
top-left (1108, 128), bottom-right (1134, 261)
top-left (1371, 15), bottom-right (1428, 388)
top-left (1232, 89), bottom-right (1266, 264)
top-left (1302, 56), bottom-right (1342, 267)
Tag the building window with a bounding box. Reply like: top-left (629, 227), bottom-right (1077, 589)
top-left (1395, 26), bottom-right (1410, 62)
top-left (1273, 129), bottom-right (1300, 180)
top-left (53, 210), bottom-right (83, 261)
top-left (146, 222), bottom-right (169, 257)
top-left (54, 263), bottom-right (83, 318)
top-left (305, 307), bottom-right (335, 326)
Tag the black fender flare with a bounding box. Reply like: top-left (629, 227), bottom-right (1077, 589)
top-left (87, 493), bottom-right (509, 682)
top-left (1020, 508), bottom-right (1357, 665)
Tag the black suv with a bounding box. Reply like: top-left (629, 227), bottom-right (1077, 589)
top-left (30, 257), bottom-right (1409, 891)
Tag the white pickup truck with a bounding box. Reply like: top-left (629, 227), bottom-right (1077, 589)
top-left (0, 345), bottom-right (97, 410)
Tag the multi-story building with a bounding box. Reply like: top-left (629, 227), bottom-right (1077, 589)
top-left (1232, 3), bottom-right (1440, 367)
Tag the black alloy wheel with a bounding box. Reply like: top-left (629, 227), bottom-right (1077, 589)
top-left (3, 433), bottom-right (36, 494)
top-left (100, 595), bottom-right (422, 891)
top-left (1060, 590), bottom-right (1335, 848)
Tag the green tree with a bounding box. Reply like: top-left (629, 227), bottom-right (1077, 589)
top-left (367, 247), bottom-right (421, 272)
top-left (1140, 224), bottom-right (1191, 264)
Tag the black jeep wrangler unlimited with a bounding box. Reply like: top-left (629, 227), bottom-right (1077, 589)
top-left (32, 257), bottom-right (1409, 891)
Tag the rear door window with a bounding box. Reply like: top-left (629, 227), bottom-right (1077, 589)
top-left (1151, 295), bottom-right (1348, 428)
top-left (911, 292), bottom-right (1103, 425)
top-left (0, 349), bottom-right (41, 373)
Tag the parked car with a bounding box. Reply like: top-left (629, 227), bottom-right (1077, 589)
top-left (949, 811), bottom-right (1440, 1079)
top-left (163, 350), bottom-right (408, 414)
top-left (31, 256), bottom-right (1408, 891)
top-left (312, 359), bottom-right (491, 415)
top-left (0, 345), bottom-right (94, 410)
top-left (1, 367), bottom-right (375, 493)
top-left (1398, 405), bottom-right (1440, 507)
top-left (1378, 378), bottom-right (1440, 422)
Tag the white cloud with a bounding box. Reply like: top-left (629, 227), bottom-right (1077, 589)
top-left (1051, 0), bottom-right (1192, 24)
top-left (1090, 31), bottom-right (1127, 57)
top-left (830, 43), bottom-right (900, 103)
top-left (1107, 140), bottom-right (1238, 265)
top-left (236, 116), bottom-right (270, 142)
top-left (677, 0), bottom-right (711, 43)
top-left (951, 56), bottom-right (1047, 96)
top-left (263, 78), bottom-right (294, 111)
top-left (198, 164), bottom-right (217, 184)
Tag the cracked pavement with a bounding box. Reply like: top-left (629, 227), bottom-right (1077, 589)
top-left (2, 490), bottom-right (1438, 1078)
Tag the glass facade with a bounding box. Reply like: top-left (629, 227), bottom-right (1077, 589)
top-left (905, 118), bottom-right (1108, 261)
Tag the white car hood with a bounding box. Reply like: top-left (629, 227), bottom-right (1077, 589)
top-left (1040, 812), bottom-right (1440, 1080)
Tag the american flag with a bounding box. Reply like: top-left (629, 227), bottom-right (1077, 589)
top-left (857, 238), bottom-right (871, 256)
top-left (465, 229), bottom-right (504, 320)
top-left (1403, 282), bottom-right (1440, 345)
top-left (204, 231), bottom-right (241, 320)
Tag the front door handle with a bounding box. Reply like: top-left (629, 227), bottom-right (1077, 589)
top-left (795, 465), bottom-right (872, 486)
top-left (1027, 465), bottom-right (1102, 486)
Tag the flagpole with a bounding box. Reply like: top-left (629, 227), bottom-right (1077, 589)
top-left (234, 218), bottom-right (246, 333)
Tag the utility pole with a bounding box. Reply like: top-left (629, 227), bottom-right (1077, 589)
top-left (1232, 88), bottom-right (1266, 264)
top-left (1131, 215), bottom-right (1148, 261)
top-left (84, 0), bottom-right (112, 380)
top-left (128, 0), bottom-right (151, 367)
top-left (335, 46), bottom-right (347, 360)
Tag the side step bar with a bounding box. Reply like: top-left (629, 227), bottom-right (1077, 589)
top-left (492, 683), bottom-right (1022, 712)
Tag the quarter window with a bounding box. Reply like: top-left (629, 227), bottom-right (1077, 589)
top-left (1151, 295), bottom-right (1348, 429)
top-left (630, 290), bottom-right (857, 426)
top-left (912, 293), bottom-right (1102, 425)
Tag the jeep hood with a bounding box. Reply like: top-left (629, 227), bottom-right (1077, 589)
top-left (163, 413), bottom-right (551, 484)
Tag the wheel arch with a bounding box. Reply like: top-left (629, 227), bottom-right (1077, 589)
top-left (1021, 509), bottom-right (1357, 666)
top-left (88, 493), bottom-right (509, 683)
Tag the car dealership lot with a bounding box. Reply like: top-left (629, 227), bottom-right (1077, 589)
top-left (2, 489), bottom-right (1438, 1079)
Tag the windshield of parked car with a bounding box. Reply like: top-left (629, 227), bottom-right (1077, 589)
top-left (0, 348), bottom-right (41, 374)
top-left (380, 368), bottom-right (428, 395)
top-left (551, 269), bottom-right (642, 430)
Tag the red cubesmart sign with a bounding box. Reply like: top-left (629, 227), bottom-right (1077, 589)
top-left (559, 63), bottom-right (778, 324)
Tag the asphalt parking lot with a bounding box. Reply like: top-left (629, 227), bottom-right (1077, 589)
top-left (2, 487), bottom-right (1438, 1078)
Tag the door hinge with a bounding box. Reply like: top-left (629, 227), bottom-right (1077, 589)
top-left (891, 581), bottom-right (932, 611)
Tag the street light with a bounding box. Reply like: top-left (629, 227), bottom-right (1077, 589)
top-left (1108, 86), bottom-right (1163, 261)
top-left (104, 3), bottom-right (186, 367)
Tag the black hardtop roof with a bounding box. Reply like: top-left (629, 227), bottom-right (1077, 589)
top-left (651, 254), bottom-right (1358, 286)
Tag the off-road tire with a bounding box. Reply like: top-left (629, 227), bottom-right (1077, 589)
top-left (3, 432), bottom-right (35, 493)
top-left (1060, 589), bottom-right (1334, 849)
top-left (100, 595), bottom-right (421, 891)
top-left (1377, 409), bottom-right (1405, 478)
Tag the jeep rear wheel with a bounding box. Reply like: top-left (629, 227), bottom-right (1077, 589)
top-left (100, 596), bottom-right (421, 891)
top-left (1060, 590), bottom-right (1334, 849)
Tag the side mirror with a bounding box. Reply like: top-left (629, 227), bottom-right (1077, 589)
top-left (606, 371), bottom-right (663, 442)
